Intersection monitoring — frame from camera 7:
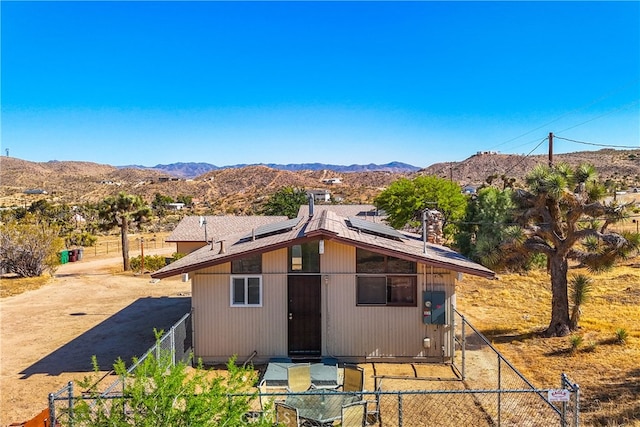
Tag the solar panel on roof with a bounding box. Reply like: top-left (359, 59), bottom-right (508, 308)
top-left (347, 216), bottom-right (405, 240)
top-left (243, 217), bottom-right (302, 239)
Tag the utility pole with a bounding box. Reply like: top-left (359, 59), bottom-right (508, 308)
top-left (548, 132), bottom-right (554, 167)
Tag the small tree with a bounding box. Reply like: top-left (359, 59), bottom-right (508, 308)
top-left (99, 192), bottom-right (151, 271)
top-left (374, 175), bottom-right (467, 238)
top-left (260, 186), bottom-right (308, 218)
top-left (456, 186), bottom-right (517, 267)
top-left (0, 218), bottom-right (64, 277)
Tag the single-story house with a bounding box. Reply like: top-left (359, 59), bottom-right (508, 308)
top-left (307, 189), bottom-right (331, 203)
top-left (322, 178), bottom-right (342, 185)
top-left (152, 204), bottom-right (495, 364)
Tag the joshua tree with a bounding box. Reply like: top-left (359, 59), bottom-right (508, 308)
top-left (507, 163), bottom-right (638, 337)
top-left (99, 192), bottom-right (151, 271)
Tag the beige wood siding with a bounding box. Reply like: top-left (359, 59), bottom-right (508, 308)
top-left (176, 242), bottom-right (207, 254)
top-left (191, 240), bottom-right (458, 362)
top-left (320, 241), bottom-right (456, 360)
top-left (191, 250), bottom-right (288, 363)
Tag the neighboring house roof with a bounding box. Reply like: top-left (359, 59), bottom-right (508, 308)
top-left (297, 204), bottom-right (385, 220)
top-left (166, 215), bottom-right (289, 243)
top-left (153, 209), bottom-right (495, 280)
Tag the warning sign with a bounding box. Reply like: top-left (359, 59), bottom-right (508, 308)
top-left (548, 389), bottom-right (571, 402)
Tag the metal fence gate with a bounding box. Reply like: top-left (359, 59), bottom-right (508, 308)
top-left (452, 308), bottom-right (580, 426)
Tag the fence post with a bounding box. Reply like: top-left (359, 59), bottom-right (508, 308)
top-left (49, 392), bottom-right (56, 427)
top-left (461, 316), bottom-right (466, 380)
top-left (574, 382), bottom-right (580, 427)
top-left (398, 393), bottom-right (403, 427)
top-left (497, 356), bottom-right (502, 427)
top-left (171, 325), bottom-right (176, 366)
top-left (68, 381), bottom-right (74, 427)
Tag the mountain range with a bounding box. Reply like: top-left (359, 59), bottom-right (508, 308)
top-left (119, 161), bottom-right (421, 178)
top-left (2, 148), bottom-right (639, 211)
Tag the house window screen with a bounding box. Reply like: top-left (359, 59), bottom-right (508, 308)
top-left (230, 276), bottom-right (262, 307)
top-left (356, 248), bottom-right (416, 273)
top-left (387, 276), bottom-right (417, 305)
top-left (357, 276), bottom-right (417, 306)
top-left (231, 254), bottom-right (262, 274)
top-left (356, 276), bottom-right (387, 305)
top-left (288, 241), bottom-right (320, 273)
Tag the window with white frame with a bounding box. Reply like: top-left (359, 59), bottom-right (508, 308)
top-left (230, 276), bottom-right (262, 307)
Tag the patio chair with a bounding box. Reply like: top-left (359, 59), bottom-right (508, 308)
top-left (342, 364), bottom-right (364, 393)
top-left (286, 363), bottom-right (313, 392)
top-left (341, 401), bottom-right (367, 427)
top-left (275, 402), bottom-right (301, 427)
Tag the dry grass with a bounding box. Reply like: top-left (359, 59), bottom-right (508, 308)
top-left (458, 261), bottom-right (640, 426)
top-left (0, 275), bottom-right (51, 298)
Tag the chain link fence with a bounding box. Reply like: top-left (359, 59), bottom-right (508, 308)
top-left (48, 309), bottom-right (579, 426)
top-left (48, 311), bottom-right (192, 426)
top-left (452, 308), bottom-right (580, 426)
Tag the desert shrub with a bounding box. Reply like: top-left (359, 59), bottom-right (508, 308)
top-left (172, 252), bottom-right (186, 261)
top-left (0, 219), bottom-right (64, 277)
top-left (129, 255), bottom-right (167, 273)
top-left (615, 328), bottom-right (628, 345)
top-left (569, 335), bottom-right (583, 353)
top-left (66, 231), bottom-right (98, 247)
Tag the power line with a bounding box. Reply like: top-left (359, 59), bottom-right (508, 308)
top-left (554, 136), bottom-right (639, 150)
top-left (503, 137), bottom-right (549, 176)
top-left (555, 99), bottom-right (640, 134)
top-left (488, 78), bottom-right (640, 152)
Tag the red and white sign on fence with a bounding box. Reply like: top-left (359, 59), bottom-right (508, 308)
top-left (548, 389), bottom-right (571, 402)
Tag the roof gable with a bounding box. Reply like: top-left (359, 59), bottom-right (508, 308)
top-left (153, 208), bottom-right (495, 280)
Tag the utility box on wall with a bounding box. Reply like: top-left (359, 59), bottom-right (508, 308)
top-left (423, 291), bottom-right (446, 325)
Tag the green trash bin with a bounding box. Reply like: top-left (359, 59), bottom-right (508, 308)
top-left (59, 250), bottom-right (69, 264)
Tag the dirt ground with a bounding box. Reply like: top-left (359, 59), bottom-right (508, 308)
top-left (0, 246), bottom-right (190, 426)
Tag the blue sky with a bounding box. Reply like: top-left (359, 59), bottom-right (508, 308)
top-left (2, 1), bottom-right (639, 168)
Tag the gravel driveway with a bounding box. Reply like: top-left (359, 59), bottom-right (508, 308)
top-left (0, 247), bottom-right (190, 425)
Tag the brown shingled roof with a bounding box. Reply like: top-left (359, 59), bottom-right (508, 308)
top-left (166, 215), bottom-right (289, 242)
top-left (152, 209), bottom-right (495, 280)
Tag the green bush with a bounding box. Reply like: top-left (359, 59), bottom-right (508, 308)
top-left (74, 334), bottom-right (271, 426)
top-left (66, 231), bottom-right (98, 247)
top-left (129, 255), bottom-right (167, 273)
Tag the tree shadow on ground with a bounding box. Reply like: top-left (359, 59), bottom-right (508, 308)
top-left (479, 327), bottom-right (542, 344)
top-left (19, 296), bottom-right (191, 379)
top-left (583, 368), bottom-right (640, 426)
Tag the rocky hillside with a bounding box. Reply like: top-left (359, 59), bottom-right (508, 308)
top-left (2, 149), bottom-right (639, 213)
top-left (124, 161), bottom-right (420, 178)
top-left (422, 149), bottom-right (640, 188)
top-left (0, 157), bottom-right (408, 212)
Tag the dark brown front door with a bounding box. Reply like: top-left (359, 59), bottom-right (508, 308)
top-left (288, 275), bottom-right (321, 356)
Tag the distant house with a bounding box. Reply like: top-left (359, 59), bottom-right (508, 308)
top-left (462, 185), bottom-right (477, 195)
top-left (166, 215), bottom-right (289, 254)
top-left (307, 189), bottom-right (331, 202)
top-left (152, 204), bottom-right (495, 364)
top-left (23, 189), bottom-right (47, 195)
top-left (322, 178), bottom-right (342, 185)
top-left (166, 203), bottom-right (186, 211)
